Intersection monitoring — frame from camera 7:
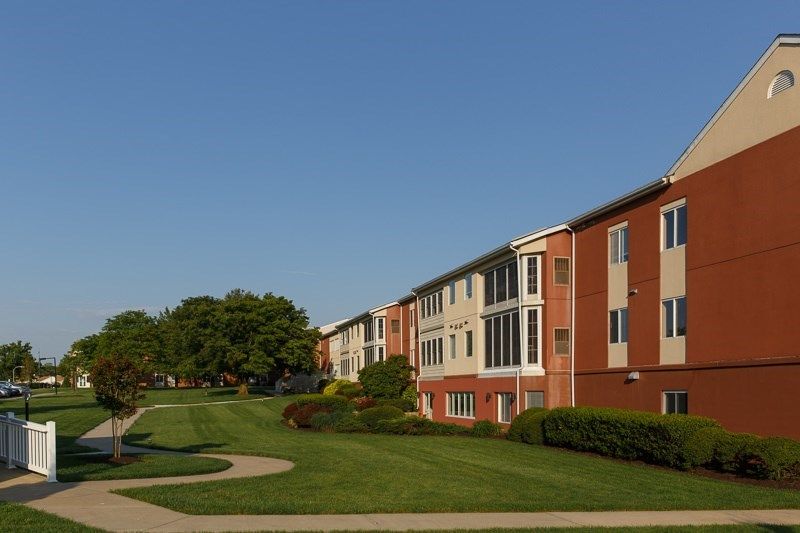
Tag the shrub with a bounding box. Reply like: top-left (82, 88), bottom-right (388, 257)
top-left (747, 437), bottom-right (800, 480)
top-left (711, 431), bottom-right (762, 473)
top-left (357, 355), bottom-right (413, 399)
top-left (472, 419), bottom-right (503, 438)
top-left (401, 384), bottom-right (418, 410)
top-left (294, 394), bottom-right (351, 411)
top-left (352, 396), bottom-right (377, 411)
top-left (357, 405), bottom-right (405, 429)
top-left (374, 416), bottom-right (471, 436)
top-left (310, 410), bottom-right (349, 432)
top-left (322, 379), bottom-right (353, 396)
top-left (542, 406), bottom-right (721, 469)
top-left (334, 413), bottom-right (368, 433)
top-left (507, 408), bottom-right (548, 444)
top-left (289, 404), bottom-right (332, 428)
top-left (281, 402), bottom-right (300, 421)
top-left (683, 427), bottom-right (728, 468)
top-left (338, 383), bottom-right (362, 399)
top-left (376, 398), bottom-right (415, 412)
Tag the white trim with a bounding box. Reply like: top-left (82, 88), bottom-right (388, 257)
top-left (666, 35), bottom-right (800, 176)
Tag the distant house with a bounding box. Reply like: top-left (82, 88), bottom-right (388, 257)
top-left (36, 375), bottom-right (65, 387)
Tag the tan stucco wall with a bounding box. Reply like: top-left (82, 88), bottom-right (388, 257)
top-left (673, 44), bottom-right (800, 180)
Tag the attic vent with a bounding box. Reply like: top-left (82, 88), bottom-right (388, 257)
top-left (768, 70), bottom-right (794, 98)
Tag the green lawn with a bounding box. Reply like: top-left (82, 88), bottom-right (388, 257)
top-left (117, 397), bottom-right (800, 515)
top-left (0, 501), bottom-right (104, 532)
top-left (57, 453), bottom-right (231, 482)
top-left (139, 386), bottom-right (270, 406)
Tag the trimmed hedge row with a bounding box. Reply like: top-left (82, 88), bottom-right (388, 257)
top-left (507, 408), bottom-right (548, 444)
top-left (542, 406), bottom-right (720, 469)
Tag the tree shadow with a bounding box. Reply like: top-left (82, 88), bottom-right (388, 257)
top-left (122, 433), bottom-right (225, 454)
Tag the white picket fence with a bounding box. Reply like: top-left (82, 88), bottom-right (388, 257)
top-left (0, 412), bottom-right (57, 482)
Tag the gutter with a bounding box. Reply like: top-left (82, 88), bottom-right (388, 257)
top-left (510, 243), bottom-right (523, 416)
top-left (567, 177), bottom-right (669, 229)
top-left (568, 225), bottom-right (576, 407)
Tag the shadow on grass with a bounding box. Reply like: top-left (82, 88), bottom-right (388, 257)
top-left (122, 432), bottom-right (226, 454)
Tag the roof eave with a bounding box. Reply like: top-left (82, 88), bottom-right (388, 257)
top-left (567, 177), bottom-right (669, 228)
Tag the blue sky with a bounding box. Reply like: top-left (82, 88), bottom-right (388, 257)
top-left (1, 1), bottom-right (797, 359)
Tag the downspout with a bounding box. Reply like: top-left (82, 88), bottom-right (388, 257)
top-left (510, 244), bottom-right (523, 416)
top-left (568, 225), bottom-right (576, 407)
top-left (413, 291), bottom-right (421, 414)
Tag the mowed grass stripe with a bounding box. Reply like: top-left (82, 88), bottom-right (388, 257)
top-left (115, 397), bottom-right (800, 515)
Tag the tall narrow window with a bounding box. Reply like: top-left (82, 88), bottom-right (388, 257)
top-left (663, 204), bottom-right (687, 250)
top-left (496, 267), bottom-right (507, 303)
top-left (449, 281), bottom-right (456, 305)
top-left (527, 308), bottom-right (539, 364)
top-left (554, 257), bottom-right (570, 285)
top-left (554, 328), bottom-right (570, 355)
top-left (497, 393), bottom-right (513, 423)
top-left (378, 346), bottom-right (384, 362)
top-left (485, 271), bottom-right (495, 306)
top-left (485, 320), bottom-right (493, 368)
top-left (662, 297), bottom-right (686, 338)
top-left (437, 337), bottom-right (443, 365)
top-left (609, 308), bottom-right (628, 344)
top-left (376, 318), bottom-right (384, 340)
top-left (391, 319), bottom-right (400, 334)
top-left (526, 256), bottom-right (539, 295)
top-left (465, 330), bottom-right (473, 357)
top-left (464, 274), bottom-right (473, 300)
top-left (610, 227), bottom-right (629, 264)
top-left (508, 261), bottom-right (518, 300)
top-left (449, 334), bottom-right (456, 359)
top-left (437, 292), bottom-right (443, 313)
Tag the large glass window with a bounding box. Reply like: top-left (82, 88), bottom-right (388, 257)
top-left (484, 311), bottom-right (521, 368)
top-left (610, 226), bottom-right (629, 264)
top-left (421, 292), bottom-right (444, 319)
top-left (484, 261), bottom-right (519, 307)
top-left (421, 337), bottom-right (444, 366)
top-left (662, 297), bottom-right (687, 338)
top-left (663, 204), bottom-right (687, 250)
top-left (447, 392), bottom-right (475, 418)
top-left (364, 320), bottom-right (374, 343)
top-left (609, 308), bottom-right (628, 344)
top-left (484, 271), bottom-right (495, 306)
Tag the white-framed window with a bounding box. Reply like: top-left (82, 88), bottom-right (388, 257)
top-left (447, 392), bottom-right (475, 418)
top-left (378, 346), bottom-right (384, 362)
top-left (376, 317), bottom-right (385, 340)
top-left (423, 392), bottom-right (434, 419)
top-left (341, 358), bottom-right (351, 376)
top-left (464, 273), bottom-right (473, 299)
top-left (465, 330), bottom-right (473, 357)
top-left (526, 308), bottom-right (540, 365)
top-left (449, 280), bottom-right (456, 305)
top-left (364, 347), bottom-right (375, 366)
top-left (484, 311), bottom-right (521, 368)
top-left (421, 337), bottom-right (444, 366)
top-left (526, 390), bottom-right (544, 409)
top-left (526, 256), bottom-right (540, 296)
top-left (497, 392), bottom-right (513, 423)
top-left (449, 334), bottom-right (456, 359)
top-left (609, 308), bottom-right (628, 344)
top-left (554, 327), bottom-right (570, 356)
top-left (610, 226), bottom-right (629, 264)
top-left (78, 375), bottom-right (88, 387)
top-left (662, 297), bottom-right (686, 338)
top-left (409, 309), bottom-right (415, 326)
top-left (484, 261), bottom-right (519, 307)
top-left (420, 291), bottom-right (444, 319)
top-left (662, 204), bottom-right (687, 250)
top-left (663, 390), bottom-right (688, 414)
top-left (364, 320), bottom-right (374, 343)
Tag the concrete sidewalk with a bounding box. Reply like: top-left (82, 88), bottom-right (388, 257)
top-left (2, 404), bottom-right (800, 531)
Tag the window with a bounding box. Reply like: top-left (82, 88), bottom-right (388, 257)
top-left (420, 291), bottom-right (444, 319)
top-left (554, 328), bottom-right (570, 355)
top-left (341, 358), bottom-right (351, 376)
top-left (663, 391), bottom-right (688, 414)
top-left (364, 320), bottom-right (374, 343)
top-left (610, 227), bottom-right (629, 264)
top-left (527, 309), bottom-right (539, 364)
top-left (376, 318), bottom-right (384, 340)
top-left (662, 297), bottom-right (687, 338)
top-left (554, 257), bottom-right (570, 285)
top-left (465, 330), bottom-right (473, 357)
top-left (526, 391), bottom-right (544, 409)
top-left (449, 334), bottom-right (456, 359)
top-left (464, 274), bottom-right (473, 299)
top-left (497, 393), bottom-right (513, 423)
top-left (484, 261), bottom-right (519, 306)
top-left (364, 347), bottom-right (375, 366)
top-left (447, 392), bottom-right (475, 418)
top-left (768, 70), bottom-right (794, 98)
top-left (526, 256), bottom-right (539, 296)
top-left (484, 311), bottom-right (521, 368)
top-left (663, 204), bottom-right (687, 250)
top-left (609, 308), bottom-right (628, 344)
top-left (449, 280), bottom-right (456, 305)
top-left (378, 346), bottom-right (384, 362)
top-left (391, 319), bottom-right (400, 334)
top-left (410, 309), bottom-right (415, 326)
top-left (421, 337), bottom-right (444, 366)
top-left (356, 356), bottom-right (360, 370)
top-left (423, 392), bottom-right (434, 418)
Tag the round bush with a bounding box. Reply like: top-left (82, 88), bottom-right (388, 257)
top-left (294, 393), bottom-right (352, 411)
top-left (401, 384), bottom-right (418, 410)
top-left (683, 427), bottom-right (728, 468)
top-left (472, 419), bottom-right (503, 438)
top-left (334, 414), bottom-right (368, 433)
top-left (357, 405), bottom-right (405, 429)
top-left (323, 379), bottom-right (353, 396)
top-left (507, 408), bottom-right (548, 444)
top-left (290, 404), bottom-right (332, 428)
top-left (748, 436), bottom-right (800, 480)
top-left (712, 431), bottom-right (762, 473)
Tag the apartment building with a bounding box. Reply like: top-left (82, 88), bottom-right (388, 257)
top-left (571, 34), bottom-right (800, 439)
top-left (413, 225), bottom-right (573, 426)
top-left (317, 320), bottom-right (346, 378)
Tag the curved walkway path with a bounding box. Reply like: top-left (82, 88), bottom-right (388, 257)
top-left (1, 399), bottom-right (799, 532)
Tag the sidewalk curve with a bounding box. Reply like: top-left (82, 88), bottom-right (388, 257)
top-left (1, 401), bottom-right (800, 532)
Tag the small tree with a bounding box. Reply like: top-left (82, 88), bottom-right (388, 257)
top-left (357, 355), bottom-right (413, 399)
top-left (90, 355), bottom-right (144, 458)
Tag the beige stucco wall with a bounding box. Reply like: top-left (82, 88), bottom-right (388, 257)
top-left (673, 43), bottom-right (800, 180)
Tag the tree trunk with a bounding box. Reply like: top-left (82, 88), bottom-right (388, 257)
top-left (111, 416), bottom-right (123, 459)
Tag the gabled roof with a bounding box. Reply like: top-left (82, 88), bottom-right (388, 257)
top-left (412, 224), bottom-right (567, 294)
top-left (317, 319), bottom-right (349, 336)
top-left (666, 34), bottom-right (800, 177)
top-left (566, 177), bottom-right (669, 228)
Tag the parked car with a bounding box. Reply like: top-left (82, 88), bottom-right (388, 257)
top-left (0, 387), bottom-right (10, 398)
top-left (0, 381), bottom-right (23, 397)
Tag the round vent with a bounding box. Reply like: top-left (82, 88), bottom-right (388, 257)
top-left (768, 70), bottom-right (794, 99)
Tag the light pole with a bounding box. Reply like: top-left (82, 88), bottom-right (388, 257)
top-left (12, 365), bottom-right (23, 383)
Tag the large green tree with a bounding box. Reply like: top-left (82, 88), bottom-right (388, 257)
top-left (0, 341), bottom-right (35, 382)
